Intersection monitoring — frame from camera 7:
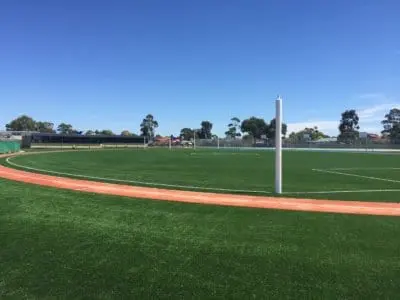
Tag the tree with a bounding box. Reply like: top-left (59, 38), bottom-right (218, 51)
top-left (287, 127), bottom-right (329, 143)
top-left (381, 108), bottom-right (400, 141)
top-left (307, 126), bottom-right (329, 140)
top-left (5, 115), bottom-right (37, 131)
top-left (140, 114), bottom-right (158, 141)
top-left (99, 130), bottom-right (112, 135)
top-left (240, 117), bottom-right (268, 139)
top-left (287, 132), bottom-right (299, 143)
top-left (242, 134), bottom-right (253, 142)
top-left (85, 130), bottom-right (95, 136)
top-left (57, 123), bottom-right (74, 134)
top-left (225, 117), bottom-right (242, 139)
top-left (388, 123), bottom-right (400, 141)
top-left (193, 129), bottom-right (200, 139)
top-left (121, 130), bottom-right (132, 136)
top-left (35, 121), bottom-right (55, 133)
top-left (266, 118), bottom-right (288, 139)
top-left (338, 109), bottom-right (360, 142)
top-left (72, 129), bottom-right (83, 135)
top-left (180, 128), bottom-right (194, 140)
top-left (6, 116), bottom-right (56, 133)
top-left (199, 121), bottom-right (213, 139)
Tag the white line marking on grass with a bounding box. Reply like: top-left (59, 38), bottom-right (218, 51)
top-left (6, 156), bottom-right (400, 196)
top-left (282, 189), bottom-right (400, 195)
top-left (313, 168), bottom-right (400, 184)
top-left (330, 167), bottom-right (400, 171)
top-left (5, 157), bottom-right (272, 194)
top-left (189, 152), bottom-right (262, 157)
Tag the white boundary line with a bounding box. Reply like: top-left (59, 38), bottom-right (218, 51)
top-left (330, 167), bottom-right (400, 171)
top-left (283, 189), bottom-right (400, 194)
top-left (313, 168), bottom-right (400, 184)
top-left (5, 157), bottom-right (272, 194)
top-left (5, 155), bottom-right (400, 196)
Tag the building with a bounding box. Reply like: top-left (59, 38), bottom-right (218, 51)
top-left (22, 132), bottom-right (145, 148)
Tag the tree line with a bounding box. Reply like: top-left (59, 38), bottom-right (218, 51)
top-left (4, 115), bottom-right (139, 137)
top-left (4, 107), bottom-right (400, 143)
top-left (3, 114), bottom-right (160, 140)
top-left (179, 108), bottom-right (399, 143)
top-left (335, 108), bottom-right (400, 142)
top-left (4, 113), bottom-right (289, 142)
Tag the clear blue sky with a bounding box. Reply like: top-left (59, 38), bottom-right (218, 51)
top-left (1, 0), bottom-right (399, 136)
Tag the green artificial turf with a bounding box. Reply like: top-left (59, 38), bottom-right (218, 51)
top-left (1, 178), bottom-right (400, 299)
top-left (5, 148), bottom-right (400, 202)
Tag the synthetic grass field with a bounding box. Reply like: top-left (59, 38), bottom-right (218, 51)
top-left (1, 178), bottom-right (400, 298)
top-left (5, 148), bottom-right (400, 202)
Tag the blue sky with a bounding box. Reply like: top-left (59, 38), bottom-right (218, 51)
top-left (1, 0), bottom-right (399, 136)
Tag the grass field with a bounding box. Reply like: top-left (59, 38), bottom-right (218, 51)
top-left (1, 178), bottom-right (400, 298)
top-left (4, 148), bottom-right (400, 202)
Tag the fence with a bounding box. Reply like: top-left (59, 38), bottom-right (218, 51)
top-left (22, 133), bottom-right (146, 149)
top-left (154, 137), bottom-right (400, 151)
top-left (195, 138), bottom-right (254, 148)
top-left (14, 131), bottom-right (400, 151)
top-left (0, 141), bottom-right (21, 154)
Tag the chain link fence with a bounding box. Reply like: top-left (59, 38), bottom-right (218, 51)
top-left (173, 137), bottom-right (400, 150)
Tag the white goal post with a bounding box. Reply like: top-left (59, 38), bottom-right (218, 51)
top-left (275, 95), bottom-right (283, 194)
